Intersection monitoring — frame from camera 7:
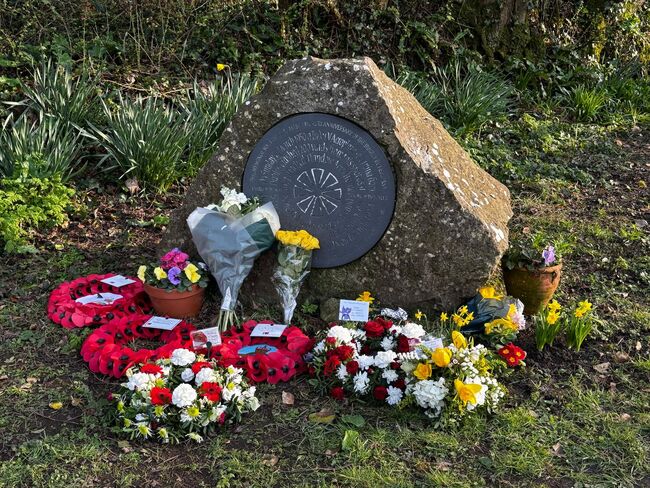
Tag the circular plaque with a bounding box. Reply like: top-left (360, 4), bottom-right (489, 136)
top-left (242, 113), bottom-right (395, 268)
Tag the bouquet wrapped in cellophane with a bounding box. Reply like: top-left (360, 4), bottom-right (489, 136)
top-left (272, 230), bottom-right (320, 324)
top-left (187, 187), bottom-right (280, 331)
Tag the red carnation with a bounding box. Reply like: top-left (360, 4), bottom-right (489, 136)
top-left (335, 345), bottom-right (355, 361)
top-left (393, 379), bottom-right (406, 390)
top-left (396, 335), bottom-right (411, 353)
top-left (330, 386), bottom-right (345, 401)
top-left (375, 317), bottom-right (393, 330)
top-left (346, 360), bottom-right (360, 375)
top-left (364, 320), bottom-right (384, 338)
top-left (325, 336), bottom-right (337, 345)
top-left (219, 412), bottom-right (226, 424)
top-left (323, 356), bottom-right (341, 377)
top-left (150, 386), bottom-right (172, 405)
top-left (200, 382), bottom-right (222, 402)
top-left (191, 361), bottom-right (213, 374)
top-left (373, 386), bottom-right (388, 401)
top-left (390, 361), bottom-right (401, 370)
top-left (140, 363), bottom-right (163, 375)
top-left (360, 344), bottom-right (371, 355)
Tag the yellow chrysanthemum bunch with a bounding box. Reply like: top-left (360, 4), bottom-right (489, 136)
top-left (276, 230), bottom-right (320, 250)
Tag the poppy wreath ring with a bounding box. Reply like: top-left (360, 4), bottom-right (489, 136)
top-left (212, 320), bottom-right (313, 384)
top-left (81, 314), bottom-right (196, 378)
top-left (48, 273), bottom-right (152, 329)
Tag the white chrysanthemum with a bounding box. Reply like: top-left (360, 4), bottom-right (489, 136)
top-left (401, 322), bottom-right (426, 339)
top-left (172, 383), bottom-right (197, 407)
top-left (170, 348), bottom-right (196, 366)
top-left (336, 363), bottom-right (349, 381)
top-left (374, 350), bottom-right (397, 369)
top-left (126, 372), bottom-right (154, 391)
top-left (380, 307), bottom-right (408, 321)
top-left (221, 385), bottom-right (241, 402)
top-left (181, 368), bottom-right (195, 382)
top-left (382, 369), bottom-right (399, 383)
top-left (356, 355), bottom-right (374, 370)
top-left (350, 329), bottom-right (367, 341)
top-left (411, 377), bottom-right (448, 415)
top-left (194, 367), bottom-right (216, 387)
top-left (386, 386), bottom-right (403, 405)
top-left (380, 336), bottom-right (396, 351)
top-left (327, 326), bottom-right (353, 344)
top-left (353, 372), bottom-right (370, 394)
top-left (388, 324), bottom-right (403, 335)
top-left (313, 341), bottom-right (325, 354)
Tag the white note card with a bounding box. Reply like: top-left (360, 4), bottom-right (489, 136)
top-left (101, 275), bottom-right (136, 287)
top-left (75, 292), bottom-right (123, 305)
top-left (251, 323), bottom-right (287, 338)
top-left (143, 316), bottom-right (182, 330)
top-left (338, 299), bottom-right (370, 322)
top-left (191, 327), bottom-right (222, 348)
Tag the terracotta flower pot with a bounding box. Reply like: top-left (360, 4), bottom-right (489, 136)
top-left (503, 263), bottom-right (562, 316)
top-left (143, 283), bottom-right (205, 319)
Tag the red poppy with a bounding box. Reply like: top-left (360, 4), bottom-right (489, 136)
top-left (323, 356), bottom-right (341, 377)
top-left (396, 335), bottom-right (411, 353)
top-left (140, 363), bottom-right (163, 375)
top-left (246, 355), bottom-right (269, 383)
top-left (364, 320), bottom-right (384, 338)
top-left (200, 382), bottom-right (222, 402)
top-left (266, 352), bottom-right (296, 384)
top-left (373, 386), bottom-right (388, 401)
top-left (346, 360), bottom-right (360, 375)
top-left (330, 386), bottom-right (345, 400)
top-left (150, 386), bottom-right (172, 405)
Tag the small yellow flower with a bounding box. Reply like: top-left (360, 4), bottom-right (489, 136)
top-left (184, 263), bottom-right (201, 283)
top-left (431, 347), bottom-right (452, 367)
top-left (575, 300), bottom-right (592, 318)
top-left (454, 379), bottom-right (482, 405)
top-left (451, 330), bottom-right (467, 349)
top-left (479, 286), bottom-right (503, 300)
top-left (547, 311), bottom-right (560, 325)
top-left (227, 381), bottom-right (236, 390)
top-left (187, 406), bottom-right (200, 418)
top-left (154, 405), bottom-right (165, 417)
top-left (356, 291), bottom-right (374, 303)
top-left (123, 418), bottom-right (132, 428)
top-left (158, 427), bottom-right (168, 439)
top-left (440, 312), bottom-right (449, 321)
top-left (138, 423), bottom-right (151, 437)
top-left (547, 299), bottom-right (561, 313)
top-left (137, 265), bottom-right (147, 282)
top-left (458, 305), bottom-right (469, 315)
top-left (413, 362), bottom-right (432, 380)
top-left (117, 401), bottom-right (124, 412)
top-left (216, 63), bottom-right (228, 71)
top-left (49, 402), bottom-right (63, 410)
top-left (415, 310), bottom-right (425, 320)
top-left (154, 267), bottom-right (167, 280)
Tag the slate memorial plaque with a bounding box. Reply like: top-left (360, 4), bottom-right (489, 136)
top-left (242, 113), bottom-right (396, 268)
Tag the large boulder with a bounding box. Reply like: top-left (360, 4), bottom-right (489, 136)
top-left (161, 56), bottom-right (512, 310)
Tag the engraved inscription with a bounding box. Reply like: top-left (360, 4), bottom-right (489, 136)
top-left (242, 113), bottom-right (395, 268)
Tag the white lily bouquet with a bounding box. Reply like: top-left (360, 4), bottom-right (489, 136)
top-left (187, 187), bottom-right (280, 330)
top-left (272, 230), bottom-right (320, 324)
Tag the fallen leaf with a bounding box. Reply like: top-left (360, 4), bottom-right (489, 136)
top-left (308, 408), bottom-right (335, 424)
top-left (551, 442), bottom-right (563, 456)
top-left (117, 440), bottom-right (132, 453)
top-left (435, 461), bottom-right (452, 471)
top-left (593, 362), bottom-right (610, 374)
top-left (125, 178), bottom-right (140, 195)
top-left (609, 382), bottom-right (617, 393)
top-left (70, 397), bottom-right (83, 407)
top-left (281, 391), bottom-right (294, 405)
top-left (620, 413), bottom-right (631, 422)
top-left (49, 402), bottom-right (63, 410)
top-left (27, 377), bottom-right (38, 383)
top-left (613, 351), bottom-right (630, 363)
top-left (262, 455), bottom-right (279, 467)
top-left (324, 449), bottom-right (338, 457)
top-left (635, 341), bottom-right (642, 351)
top-left (341, 414), bottom-right (365, 428)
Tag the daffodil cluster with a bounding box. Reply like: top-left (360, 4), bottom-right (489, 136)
top-left (534, 299), bottom-right (595, 352)
top-left (115, 349), bottom-right (259, 444)
top-left (137, 248), bottom-right (209, 291)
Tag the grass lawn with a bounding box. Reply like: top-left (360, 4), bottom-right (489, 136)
top-left (0, 120), bottom-right (648, 487)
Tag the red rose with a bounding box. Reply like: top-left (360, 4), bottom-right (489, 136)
top-left (323, 356), bottom-right (341, 377)
top-left (200, 382), bottom-right (222, 402)
top-left (376, 317), bottom-right (393, 330)
top-left (346, 360), bottom-right (360, 375)
top-left (364, 320), bottom-right (384, 338)
top-left (325, 336), bottom-right (337, 345)
top-left (360, 344), bottom-right (371, 355)
top-left (330, 386), bottom-right (345, 401)
top-left (218, 412), bottom-right (226, 424)
top-left (390, 361), bottom-right (401, 370)
top-left (393, 379), bottom-right (406, 390)
top-left (191, 361), bottom-right (213, 374)
top-left (373, 386), bottom-right (388, 401)
top-left (150, 386), bottom-right (172, 405)
top-left (139, 363), bottom-right (162, 375)
top-left (396, 335), bottom-right (410, 353)
top-left (335, 345), bottom-right (355, 361)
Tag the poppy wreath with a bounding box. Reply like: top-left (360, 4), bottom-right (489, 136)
top-left (48, 273), bottom-right (153, 329)
top-left (212, 320), bottom-right (313, 384)
top-left (81, 314), bottom-right (196, 378)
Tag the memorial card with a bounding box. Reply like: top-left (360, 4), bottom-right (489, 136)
top-left (190, 327), bottom-right (222, 349)
top-left (100, 275), bottom-right (136, 287)
top-left (250, 323), bottom-right (287, 338)
top-left (142, 316), bottom-right (182, 330)
top-left (338, 299), bottom-right (370, 322)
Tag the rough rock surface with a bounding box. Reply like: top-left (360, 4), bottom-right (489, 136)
top-left (161, 56), bottom-right (512, 310)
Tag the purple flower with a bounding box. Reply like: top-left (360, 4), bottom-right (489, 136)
top-left (542, 245), bottom-right (556, 266)
top-left (167, 266), bottom-right (182, 286)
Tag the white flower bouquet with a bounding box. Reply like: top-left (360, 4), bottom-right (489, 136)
top-left (115, 348), bottom-right (259, 443)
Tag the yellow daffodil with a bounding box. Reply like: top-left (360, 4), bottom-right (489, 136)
top-left (137, 265), bottom-right (147, 282)
top-left (356, 291), bottom-right (374, 303)
top-left (454, 379), bottom-right (482, 405)
top-left (415, 310), bottom-right (425, 320)
top-left (154, 267), bottom-right (167, 280)
top-left (479, 286), bottom-right (503, 300)
top-left (216, 63), bottom-right (228, 71)
top-left (548, 299), bottom-right (561, 313)
top-left (452, 314), bottom-right (464, 327)
top-left (547, 310), bottom-right (560, 325)
top-left (184, 263), bottom-right (201, 283)
top-left (440, 312), bottom-right (449, 321)
top-left (413, 362), bottom-right (432, 380)
top-left (575, 300), bottom-right (592, 318)
top-left (451, 330), bottom-right (467, 349)
top-left (431, 347), bottom-right (452, 367)
top-left (458, 305), bottom-right (468, 315)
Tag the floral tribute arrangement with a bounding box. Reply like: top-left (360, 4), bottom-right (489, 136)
top-left (308, 314), bottom-right (509, 423)
top-left (187, 187), bottom-right (280, 330)
top-left (535, 299), bottom-right (595, 351)
top-left (48, 273), bottom-right (152, 329)
top-left (81, 315), bottom-right (196, 378)
top-left (273, 229), bottom-right (320, 324)
top-left (212, 320), bottom-right (313, 384)
top-left (114, 348), bottom-right (259, 443)
top-left (137, 248), bottom-right (209, 290)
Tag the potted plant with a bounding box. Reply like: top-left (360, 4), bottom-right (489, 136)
top-left (502, 234), bottom-right (565, 315)
top-left (137, 248), bottom-right (209, 318)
